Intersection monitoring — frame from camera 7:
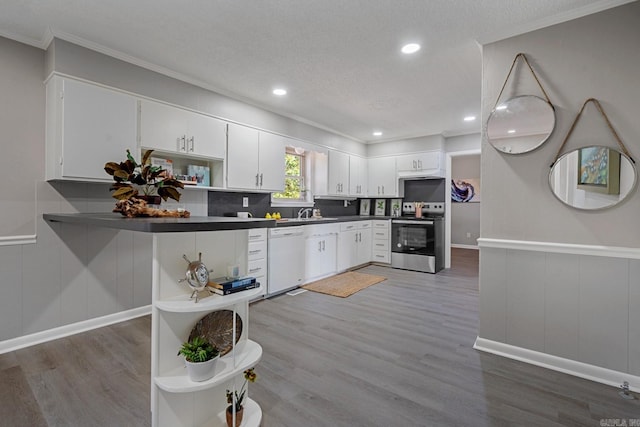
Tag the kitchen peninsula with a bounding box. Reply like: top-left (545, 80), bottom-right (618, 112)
top-left (44, 212), bottom-right (273, 427)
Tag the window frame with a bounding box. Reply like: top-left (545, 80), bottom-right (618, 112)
top-left (271, 147), bottom-right (314, 207)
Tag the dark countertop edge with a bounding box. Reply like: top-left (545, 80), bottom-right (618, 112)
top-left (274, 215), bottom-right (394, 227)
top-left (43, 213), bottom-right (276, 233)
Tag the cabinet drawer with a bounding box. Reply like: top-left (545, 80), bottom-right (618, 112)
top-left (248, 228), bottom-right (267, 242)
top-left (248, 258), bottom-right (267, 277)
top-left (373, 220), bottom-right (389, 229)
top-left (373, 229), bottom-right (389, 240)
top-left (340, 221), bottom-right (371, 232)
top-left (372, 250), bottom-right (390, 263)
top-left (248, 240), bottom-right (267, 260)
top-left (372, 240), bottom-right (389, 251)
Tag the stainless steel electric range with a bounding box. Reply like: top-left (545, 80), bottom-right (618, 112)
top-left (391, 202), bottom-right (445, 273)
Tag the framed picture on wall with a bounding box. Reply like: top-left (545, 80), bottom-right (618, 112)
top-left (577, 147), bottom-right (620, 195)
top-left (451, 178), bottom-right (481, 202)
top-left (359, 199), bottom-right (371, 216)
top-left (374, 199), bottom-right (386, 216)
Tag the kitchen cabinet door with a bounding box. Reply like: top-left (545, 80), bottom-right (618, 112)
top-left (328, 150), bottom-right (350, 196)
top-left (186, 113), bottom-right (226, 159)
top-left (139, 99), bottom-right (189, 153)
top-left (337, 229), bottom-right (358, 272)
top-left (257, 132), bottom-right (285, 192)
top-left (356, 227), bottom-right (372, 265)
top-left (349, 155), bottom-right (367, 196)
top-left (305, 235), bottom-right (337, 281)
top-left (227, 123), bottom-right (260, 189)
top-left (368, 156), bottom-right (397, 197)
top-left (47, 77), bottom-right (137, 182)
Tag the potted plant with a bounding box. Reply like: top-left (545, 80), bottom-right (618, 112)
top-left (104, 149), bottom-right (184, 204)
top-left (225, 368), bottom-right (257, 427)
top-left (177, 336), bottom-right (220, 382)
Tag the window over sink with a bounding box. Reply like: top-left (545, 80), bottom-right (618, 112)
top-left (271, 146), bottom-right (314, 207)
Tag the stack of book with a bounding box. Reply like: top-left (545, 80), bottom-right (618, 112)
top-left (207, 276), bottom-right (259, 296)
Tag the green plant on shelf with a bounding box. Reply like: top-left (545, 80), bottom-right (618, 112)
top-left (177, 336), bottom-right (219, 363)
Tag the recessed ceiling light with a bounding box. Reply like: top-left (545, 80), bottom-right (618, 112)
top-left (463, 116), bottom-right (476, 122)
top-left (273, 88), bottom-right (287, 96)
top-left (373, 131), bottom-right (383, 136)
top-left (496, 105), bottom-right (507, 110)
top-left (507, 129), bottom-right (516, 134)
top-left (401, 43), bottom-right (421, 54)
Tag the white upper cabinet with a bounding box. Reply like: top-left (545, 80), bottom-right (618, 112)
top-left (396, 151), bottom-right (444, 177)
top-left (226, 123), bottom-right (285, 192)
top-left (327, 150), bottom-right (350, 196)
top-left (139, 99), bottom-right (226, 159)
top-left (367, 156), bottom-right (399, 197)
top-left (349, 155), bottom-right (367, 197)
top-left (45, 76), bottom-right (137, 182)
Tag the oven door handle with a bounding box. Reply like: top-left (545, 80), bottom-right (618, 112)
top-left (392, 220), bottom-right (434, 225)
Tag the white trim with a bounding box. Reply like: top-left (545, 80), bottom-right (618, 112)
top-left (0, 235), bottom-right (37, 246)
top-left (478, 237), bottom-right (640, 259)
top-left (0, 305), bottom-right (151, 354)
top-left (451, 243), bottom-right (479, 250)
top-left (474, 337), bottom-right (640, 392)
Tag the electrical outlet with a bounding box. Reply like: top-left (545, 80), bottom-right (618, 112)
top-left (466, 232), bottom-right (471, 238)
top-left (242, 197), bottom-right (249, 208)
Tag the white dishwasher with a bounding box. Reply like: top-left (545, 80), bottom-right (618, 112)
top-left (268, 226), bottom-right (305, 296)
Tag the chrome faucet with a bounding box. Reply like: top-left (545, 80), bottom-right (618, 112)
top-left (297, 207), bottom-right (312, 219)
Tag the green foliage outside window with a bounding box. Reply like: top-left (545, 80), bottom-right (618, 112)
top-left (273, 153), bottom-right (304, 200)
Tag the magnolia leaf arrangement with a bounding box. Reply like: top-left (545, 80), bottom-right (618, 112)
top-left (104, 149), bottom-right (184, 202)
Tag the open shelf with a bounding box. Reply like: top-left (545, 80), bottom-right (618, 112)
top-left (155, 340), bottom-right (262, 393)
top-left (212, 398), bottom-right (262, 427)
top-left (155, 286), bottom-right (264, 313)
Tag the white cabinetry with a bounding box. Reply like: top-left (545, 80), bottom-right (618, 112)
top-left (371, 220), bottom-right (391, 264)
top-left (139, 99), bottom-right (227, 159)
top-left (349, 155), bottom-right (368, 197)
top-left (247, 229), bottom-right (268, 297)
top-left (337, 221), bottom-right (372, 271)
top-left (304, 224), bottom-right (338, 282)
top-left (227, 124), bottom-right (285, 192)
top-left (367, 156), bottom-right (399, 197)
top-left (152, 229), bottom-right (263, 427)
top-left (396, 151), bottom-right (445, 178)
top-left (328, 150), bottom-right (350, 196)
top-left (45, 76), bottom-right (137, 182)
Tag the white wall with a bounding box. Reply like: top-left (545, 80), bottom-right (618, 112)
top-left (478, 2), bottom-right (640, 389)
top-left (366, 133), bottom-right (444, 157)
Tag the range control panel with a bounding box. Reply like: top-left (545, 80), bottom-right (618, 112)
top-left (402, 201), bottom-right (445, 217)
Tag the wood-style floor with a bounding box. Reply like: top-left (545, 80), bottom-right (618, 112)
top-left (1, 248), bottom-right (638, 426)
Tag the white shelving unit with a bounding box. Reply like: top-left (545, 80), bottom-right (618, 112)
top-left (151, 229), bottom-right (264, 427)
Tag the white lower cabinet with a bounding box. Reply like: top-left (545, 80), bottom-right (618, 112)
top-left (304, 224), bottom-right (338, 282)
top-left (152, 229), bottom-right (263, 427)
top-left (371, 220), bottom-right (391, 264)
top-left (337, 221), bottom-right (372, 271)
top-left (247, 228), bottom-right (268, 297)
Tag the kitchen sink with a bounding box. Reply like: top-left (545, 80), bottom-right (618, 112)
top-left (277, 217), bottom-right (339, 223)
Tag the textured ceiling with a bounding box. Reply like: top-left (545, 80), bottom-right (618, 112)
top-left (0, 0), bottom-right (632, 144)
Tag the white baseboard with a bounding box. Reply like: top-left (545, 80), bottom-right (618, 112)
top-left (474, 336), bottom-right (640, 392)
top-left (0, 305), bottom-right (151, 354)
top-left (451, 244), bottom-right (479, 250)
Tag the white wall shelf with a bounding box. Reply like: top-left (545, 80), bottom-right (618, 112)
top-left (155, 339), bottom-right (262, 393)
top-left (154, 286), bottom-right (264, 313)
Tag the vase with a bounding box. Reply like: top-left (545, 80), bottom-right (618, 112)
top-left (134, 194), bottom-right (162, 205)
top-left (184, 356), bottom-right (219, 382)
top-left (225, 405), bottom-right (244, 427)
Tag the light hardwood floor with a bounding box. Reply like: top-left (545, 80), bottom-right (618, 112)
top-left (1, 248), bottom-right (638, 426)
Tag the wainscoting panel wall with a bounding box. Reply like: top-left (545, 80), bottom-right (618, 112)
top-left (477, 238), bottom-right (640, 388)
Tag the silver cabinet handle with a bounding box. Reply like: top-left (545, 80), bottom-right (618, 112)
top-left (413, 160), bottom-right (417, 169)
top-left (179, 135), bottom-right (186, 151)
top-left (322, 240), bottom-right (325, 251)
top-left (255, 174), bottom-right (259, 187)
top-left (188, 136), bottom-right (194, 152)
top-left (418, 160), bottom-right (422, 169)
top-left (318, 241), bottom-right (322, 252)
top-left (249, 267), bottom-right (262, 273)
top-left (260, 173), bottom-right (263, 187)
top-left (336, 183), bottom-right (340, 193)
top-left (249, 249), bottom-right (261, 255)
top-left (377, 186), bottom-right (380, 195)
top-left (381, 185), bottom-right (385, 194)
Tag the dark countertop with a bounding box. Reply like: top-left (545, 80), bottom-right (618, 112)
top-left (43, 213), bottom-right (276, 233)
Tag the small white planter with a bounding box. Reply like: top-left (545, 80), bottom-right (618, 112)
top-left (185, 356), bottom-right (220, 382)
